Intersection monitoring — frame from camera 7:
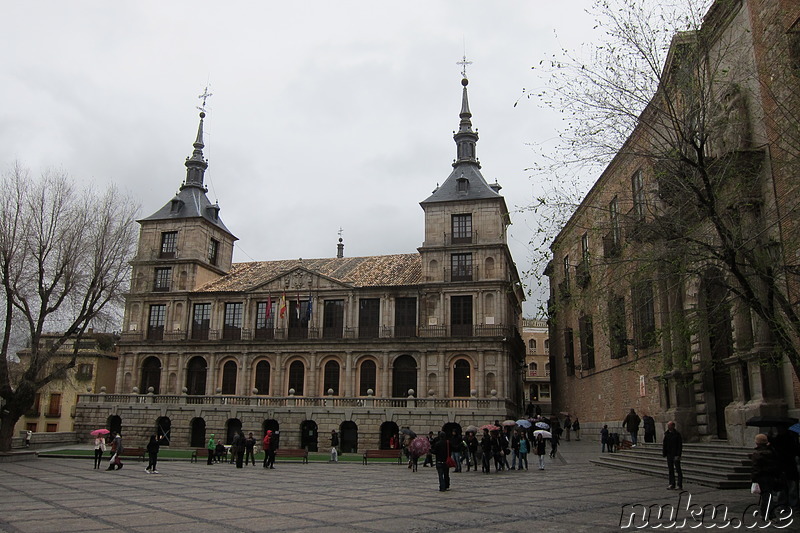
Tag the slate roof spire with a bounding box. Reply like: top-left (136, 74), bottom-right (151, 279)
top-left (183, 111), bottom-right (208, 189)
top-left (453, 77), bottom-right (480, 169)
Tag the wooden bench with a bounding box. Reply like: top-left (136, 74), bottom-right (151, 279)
top-left (274, 448), bottom-right (308, 464)
top-left (190, 448), bottom-right (228, 463)
top-left (118, 447), bottom-right (146, 461)
top-left (362, 449), bottom-right (403, 465)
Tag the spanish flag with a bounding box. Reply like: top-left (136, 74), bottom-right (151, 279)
top-left (279, 293), bottom-right (287, 319)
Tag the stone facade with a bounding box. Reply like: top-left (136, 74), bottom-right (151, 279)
top-left (546, 0), bottom-right (800, 446)
top-left (75, 76), bottom-right (526, 450)
top-left (520, 319), bottom-right (552, 414)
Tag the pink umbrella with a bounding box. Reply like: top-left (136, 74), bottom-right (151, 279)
top-left (408, 436), bottom-right (430, 457)
top-left (90, 428), bottom-right (110, 437)
top-left (479, 424), bottom-right (501, 432)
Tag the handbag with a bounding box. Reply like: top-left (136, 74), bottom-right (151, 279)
top-left (751, 482), bottom-right (761, 495)
top-left (445, 442), bottom-right (456, 468)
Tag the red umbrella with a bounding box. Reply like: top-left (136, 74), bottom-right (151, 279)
top-left (479, 424), bottom-right (500, 432)
top-left (408, 436), bottom-right (430, 457)
top-left (90, 429), bottom-right (110, 437)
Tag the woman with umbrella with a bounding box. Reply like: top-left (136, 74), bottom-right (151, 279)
top-left (535, 432), bottom-right (547, 470)
top-left (91, 429), bottom-right (108, 469)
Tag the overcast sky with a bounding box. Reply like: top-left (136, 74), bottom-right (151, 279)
top-left (1, 1), bottom-right (600, 316)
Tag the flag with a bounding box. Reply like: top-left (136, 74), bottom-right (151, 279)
top-left (305, 295), bottom-right (313, 321)
top-left (279, 293), bottom-right (286, 319)
top-left (296, 294), bottom-right (300, 319)
top-left (266, 295), bottom-right (272, 319)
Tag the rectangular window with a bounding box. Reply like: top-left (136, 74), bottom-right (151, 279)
top-left (191, 303), bottom-right (211, 340)
top-left (77, 363), bottom-right (93, 380)
top-left (450, 295), bottom-right (473, 337)
top-left (632, 170), bottom-right (645, 220)
top-left (359, 298), bottom-right (380, 339)
top-left (563, 255), bottom-right (571, 288)
top-left (148, 304), bottom-right (166, 340)
top-left (564, 327), bottom-right (575, 376)
top-left (579, 315), bottom-right (595, 370)
top-left (610, 196), bottom-right (621, 245)
top-left (451, 253), bottom-right (473, 281)
top-left (451, 214), bottom-right (473, 244)
top-left (540, 384), bottom-right (551, 399)
top-left (26, 423), bottom-right (37, 432)
top-left (323, 299), bottom-right (344, 339)
top-left (394, 297), bottom-right (417, 337)
top-left (153, 267), bottom-right (171, 292)
top-left (609, 296), bottom-right (628, 359)
top-left (223, 303), bottom-right (243, 340)
top-left (47, 393), bottom-right (61, 417)
top-left (208, 239), bottom-right (219, 266)
top-left (288, 299), bottom-right (309, 339)
top-left (632, 280), bottom-right (657, 348)
top-left (160, 231), bottom-right (177, 258)
top-left (46, 423), bottom-right (57, 432)
top-left (254, 301), bottom-right (275, 339)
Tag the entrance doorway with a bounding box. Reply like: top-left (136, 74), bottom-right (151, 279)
top-left (300, 420), bottom-right (318, 451)
top-left (156, 416), bottom-right (171, 446)
top-left (340, 421), bottom-right (358, 453)
top-left (379, 421), bottom-right (399, 449)
top-left (190, 418), bottom-right (206, 448)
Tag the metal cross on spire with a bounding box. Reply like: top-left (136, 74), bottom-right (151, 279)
top-left (457, 54), bottom-right (472, 79)
top-left (197, 86), bottom-right (213, 113)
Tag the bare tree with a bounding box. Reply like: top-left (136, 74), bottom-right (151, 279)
top-left (0, 164), bottom-right (138, 450)
top-left (528, 0), bottom-right (800, 378)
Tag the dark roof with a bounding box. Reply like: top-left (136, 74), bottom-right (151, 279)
top-left (140, 185), bottom-right (234, 236)
top-left (421, 164), bottom-right (502, 204)
top-left (196, 254), bottom-right (422, 292)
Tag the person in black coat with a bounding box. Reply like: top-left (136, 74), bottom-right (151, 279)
top-left (662, 421), bottom-right (682, 490)
top-left (432, 431), bottom-right (451, 491)
top-left (480, 429), bottom-right (492, 473)
top-left (751, 433), bottom-right (782, 519)
top-left (145, 434), bottom-right (162, 473)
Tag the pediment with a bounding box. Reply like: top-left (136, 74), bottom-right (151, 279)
top-left (251, 266), bottom-right (351, 293)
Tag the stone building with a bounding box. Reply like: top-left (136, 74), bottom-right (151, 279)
top-left (520, 318), bottom-right (551, 414)
top-left (14, 332), bottom-right (118, 436)
top-left (546, 0), bottom-right (800, 446)
top-left (75, 76), bottom-right (525, 450)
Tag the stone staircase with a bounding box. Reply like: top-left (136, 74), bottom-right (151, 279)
top-left (590, 441), bottom-right (752, 489)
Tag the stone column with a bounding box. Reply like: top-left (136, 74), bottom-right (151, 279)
top-left (381, 351), bottom-right (390, 398)
top-left (477, 350), bottom-right (485, 397)
top-left (344, 351), bottom-right (353, 397)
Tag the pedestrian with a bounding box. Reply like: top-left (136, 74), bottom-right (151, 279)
top-left (215, 440), bottom-right (226, 463)
top-left (145, 434), bottom-right (162, 474)
top-left (623, 408), bottom-right (641, 447)
top-left (510, 428), bottom-right (520, 470)
top-left (264, 430), bottom-right (278, 469)
top-left (465, 432), bottom-right (478, 472)
top-left (432, 431), bottom-right (451, 491)
top-left (600, 425), bottom-right (609, 453)
top-left (535, 433), bottom-right (547, 470)
top-left (449, 429), bottom-right (463, 473)
top-left (233, 430), bottom-right (245, 468)
top-left (25, 430), bottom-right (32, 448)
top-left (751, 433), bottom-right (782, 520)
top-left (563, 414), bottom-right (572, 441)
top-left (643, 413), bottom-right (656, 443)
top-left (330, 430), bottom-right (339, 463)
top-left (423, 431), bottom-right (435, 467)
top-left (572, 417), bottom-right (581, 441)
top-left (262, 430), bottom-right (273, 469)
top-left (518, 430), bottom-right (530, 471)
top-left (206, 433), bottom-right (216, 465)
top-left (662, 421), bottom-right (682, 490)
top-left (480, 429), bottom-right (492, 473)
top-left (107, 433), bottom-right (123, 471)
top-left (770, 426), bottom-right (800, 510)
top-left (244, 432), bottom-right (257, 466)
top-left (549, 428), bottom-right (560, 458)
top-left (93, 434), bottom-right (106, 469)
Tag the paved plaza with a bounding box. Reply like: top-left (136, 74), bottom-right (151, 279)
top-left (0, 440), bottom-right (782, 532)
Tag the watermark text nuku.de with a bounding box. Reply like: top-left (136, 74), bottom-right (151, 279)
top-left (619, 492), bottom-right (794, 529)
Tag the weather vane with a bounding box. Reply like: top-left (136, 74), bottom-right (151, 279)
top-left (197, 86), bottom-right (213, 113)
top-left (457, 54), bottom-right (472, 79)
top-left (338, 227), bottom-right (344, 239)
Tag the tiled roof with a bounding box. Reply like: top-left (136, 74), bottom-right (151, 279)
top-left (196, 254), bottom-right (422, 292)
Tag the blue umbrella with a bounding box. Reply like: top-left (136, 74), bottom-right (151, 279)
top-left (516, 419), bottom-right (532, 428)
top-left (789, 422), bottom-right (800, 434)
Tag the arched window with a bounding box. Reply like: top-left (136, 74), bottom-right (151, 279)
top-left (140, 356), bottom-right (161, 394)
top-left (453, 358), bottom-right (471, 397)
top-left (392, 355), bottom-right (417, 397)
top-left (323, 360), bottom-right (340, 395)
top-left (528, 339), bottom-right (537, 353)
top-left (255, 360), bottom-right (270, 395)
top-left (359, 360), bottom-right (376, 396)
top-left (190, 417), bottom-right (205, 447)
top-left (529, 362), bottom-right (538, 376)
top-left (221, 360), bottom-right (237, 395)
top-left (544, 339), bottom-right (550, 353)
top-left (545, 362), bottom-right (551, 376)
top-left (288, 360), bottom-right (305, 395)
top-left (186, 357), bottom-right (207, 395)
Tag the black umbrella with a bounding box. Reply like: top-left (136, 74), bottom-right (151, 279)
top-left (399, 428), bottom-right (417, 438)
top-left (745, 416), bottom-right (799, 427)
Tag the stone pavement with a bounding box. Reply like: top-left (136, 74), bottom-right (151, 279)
top-left (0, 440), bottom-right (785, 532)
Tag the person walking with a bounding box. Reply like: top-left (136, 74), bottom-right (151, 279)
top-left (643, 414), bottom-right (656, 443)
top-left (107, 433), bottom-right (123, 471)
top-left (145, 434), bottom-right (162, 474)
top-left (264, 430), bottom-right (277, 469)
top-left (623, 408), bottom-right (641, 447)
top-left (432, 431), bottom-right (451, 491)
top-left (465, 432), bottom-right (478, 472)
top-left (510, 428), bottom-right (520, 470)
top-left (423, 431), bottom-right (435, 467)
top-left (233, 430), bottom-right (245, 468)
top-left (751, 433), bottom-right (782, 520)
top-left (480, 429), bottom-right (492, 474)
top-left (206, 433), bottom-right (216, 465)
top-left (535, 433), bottom-right (547, 470)
top-left (563, 415), bottom-right (572, 441)
top-left (330, 430), bottom-right (339, 463)
top-left (449, 429), bottom-right (463, 473)
top-left (572, 417), bottom-right (581, 441)
top-left (93, 435), bottom-right (106, 469)
top-left (549, 428), bottom-right (560, 458)
top-left (244, 432), bottom-right (257, 466)
top-left (262, 430), bottom-right (272, 468)
top-left (25, 430), bottom-right (32, 448)
top-left (518, 430), bottom-right (530, 471)
top-left (662, 421), bottom-right (682, 490)
top-left (600, 425), bottom-right (610, 453)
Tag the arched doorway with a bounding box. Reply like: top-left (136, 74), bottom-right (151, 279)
top-left (263, 419), bottom-right (279, 437)
top-left (221, 360), bottom-right (237, 395)
top-left (379, 421), bottom-right (399, 450)
top-left (226, 418), bottom-right (242, 445)
top-left (300, 420), bottom-right (318, 452)
top-left (453, 358), bottom-right (471, 397)
top-left (340, 421), bottom-right (358, 453)
top-left (107, 415), bottom-right (122, 436)
top-left (156, 416), bottom-right (171, 446)
top-left (140, 356), bottom-right (161, 394)
top-left (186, 356), bottom-right (207, 395)
top-left (190, 418), bottom-right (206, 448)
top-left (391, 355), bottom-right (417, 397)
